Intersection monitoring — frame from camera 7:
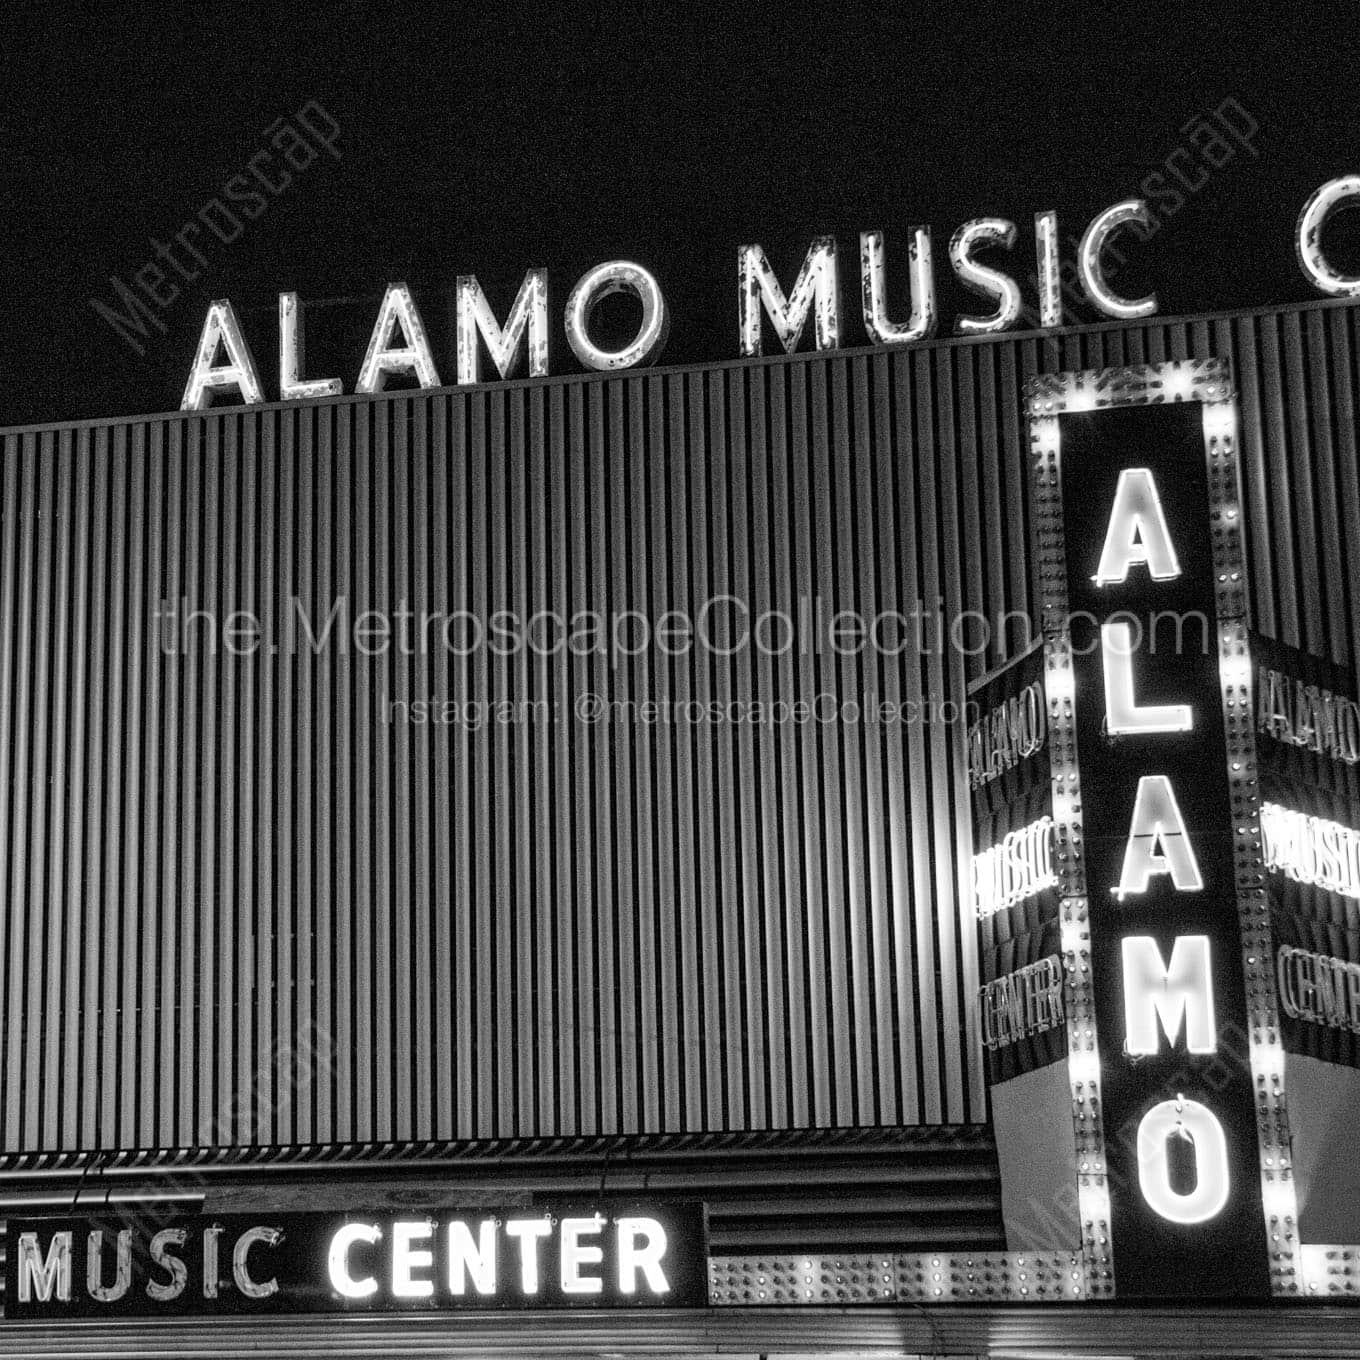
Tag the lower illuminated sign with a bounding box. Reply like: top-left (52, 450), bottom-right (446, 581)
top-left (1027, 361), bottom-right (1284, 1299)
top-left (6, 1205), bottom-right (708, 1319)
top-left (1277, 945), bottom-right (1360, 1035)
top-left (979, 955), bottom-right (1065, 1051)
top-left (1260, 801), bottom-right (1360, 899)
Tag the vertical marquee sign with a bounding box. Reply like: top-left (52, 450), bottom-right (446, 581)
top-left (1025, 361), bottom-right (1299, 1299)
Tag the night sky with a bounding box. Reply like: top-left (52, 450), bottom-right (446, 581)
top-left (2, 3), bottom-right (1357, 426)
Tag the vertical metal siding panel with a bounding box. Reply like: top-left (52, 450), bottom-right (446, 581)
top-left (1330, 312), bottom-right (1360, 677)
top-left (711, 369), bottom-right (747, 1130)
top-left (157, 422), bottom-right (181, 1150)
top-left (1235, 318), bottom-right (1275, 641)
top-left (311, 404), bottom-right (335, 1140)
top-left (451, 392), bottom-right (475, 1138)
top-left (213, 417), bottom-right (237, 1148)
top-left (601, 380), bottom-right (625, 1126)
top-left (2, 434), bottom-right (28, 1149)
top-left (812, 361), bottom-right (853, 1126)
top-left (510, 387), bottom-right (537, 1136)
top-left (725, 367), bottom-right (767, 1128)
top-left (749, 365), bottom-right (790, 1130)
top-left (332, 404), bottom-right (354, 1143)
top-left (768, 363), bottom-right (809, 1128)
top-left (840, 357), bottom-right (876, 1125)
top-left (390, 401), bottom-right (414, 1144)
top-left (38, 432), bottom-right (65, 1151)
top-left (606, 380), bottom-right (637, 1134)
top-left (59, 428), bottom-right (89, 1151)
top-left (24, 432), bottom-right (53, 1153)
top-left (851, 356), bottom-right (891, 1123)
top-left (351, 402), bottom-right (373, 1141)
top-left (79, 427), bottom-right (103, 1150)
top-left (1259, 315), bottom-right (1300, 648)
top-left (930, 350), bottom-right (967, 1122)
top-left (250, 413), bottom-right (274, 1145)
top-left (135, 419), bottom-right (159, 1150)
top-left (997, 345), bottom-right (1029, 658)
top-left (196, 417), bottom-right (219, 1147)
top-left (549, 383), bottom-right (577, 1134)
top-left (228, 414), bottom-right (252, 1147)
top-left (869, 353), bottom-right (915, 1125)
top-left (1146, 325), bottom-right (1166, 365)
top-left (0, 436), bottom-right (15, 1150)
top-left (119, 424), bottom-right (147, 1149)
top-left (264, 404), bottom-right (281, 1144)
top-left (529, 384), bottom-right (557, 1134)
top-left (625, 377), bottom-right (660, 1132)
top-left (194, 417), bottom-right (218, 1147)
top-left (589, 381), bottom-right (618, 1135)
top-left (789, 363), bottom-right (831, 1126)
top-left (955, 350), bottom-right (985, 680)
top-left (429, 394), bottom-right (454, 1141)
top-left (911, 350), bottom-right (948, 1124)
top-left (466, 390), bottom-right (490, 1136)
top-left (687, 372), bottom-right (723, 1130)
top-left (828, 358), bottom-right (871, 1123)
top-left (95, 425), bottom-right (122, 1147)
top-left (1304, 310), bottom-right (1347, 659)
top-left (294, 408), bottom-right (316, 1146)
top-left (489, 390), bottom-right (514, 1136)
top-left (665, 373), bottom-right (700, 1131)
top-left (1282, 312), bottom-right (1324, 654)
top-left (567, 382), bottom-right (595, 1134)
top-left (371, 403), bottom-right (394, 1140)
top-left (896, 351), bottom-right (940, 1124)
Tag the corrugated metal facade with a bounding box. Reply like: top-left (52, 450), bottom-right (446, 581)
top-left (2, 298), bottom-right (1358, 1155)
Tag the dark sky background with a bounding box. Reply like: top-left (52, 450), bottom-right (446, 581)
top-left (2, 3), bottom-right (1357, 427)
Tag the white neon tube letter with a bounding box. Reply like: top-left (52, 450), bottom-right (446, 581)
top-left (738, 238), bottom-right (839, 355)
top-left (616, 1217), bottom-right (670, 1295)
top-left (1034, 210), bottom-right (1062, 328)
top-left (565, 261), bottom-right (669, 371)
top-left (1137, 1097), bottom-right (1230, 1223)
top-left (391, 1220), bottom-right (434, 1299)
top-left (1079, 199), bottom-right (1157, 319)
top-left (1296, 175), bottom-right (1360, 297)
top-left (1122, 935), bottom-right (1216, 1054)
top-left (327, 1222), bottom-right (381, 1299)
top-left (1115, 775), bottom-right (1204, 899)
top-left (1103, 621), bottom-right (1192, 734)
top-left (949, 218), bottom-right (1021, 334)
top-left (279, 292), bottom-right (342, 400)
top-left (356, 283), bottom-right (441, 393)
top-left (560, 1215), bottom-right (605, 1295)
top-left (181, 299), bottom-right (265, 410)
top-left (447, 1220), bottom-right (497, 1295)
top-left (505, 1218), bottom-right (552, 1294)
top-left (457, 270), bottom-right (549, 383)
top-left (1095, 468), bottom-right (1181, 583)
top-left (860, 228), bottom-right (936, 344)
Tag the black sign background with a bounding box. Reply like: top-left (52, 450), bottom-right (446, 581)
top-left (1060, 401), bottom-right (1269, 1299)
top-left (5, 1203), bottom-right (708, 1320)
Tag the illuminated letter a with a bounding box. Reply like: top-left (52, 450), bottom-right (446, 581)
top-left (1095, 468), bottom-right (1181, 584)
top-left (1114, 774), bottom-right (1203, 900)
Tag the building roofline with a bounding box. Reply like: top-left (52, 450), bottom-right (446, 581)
top-left (3, 293), bottom-right (1358, 441)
